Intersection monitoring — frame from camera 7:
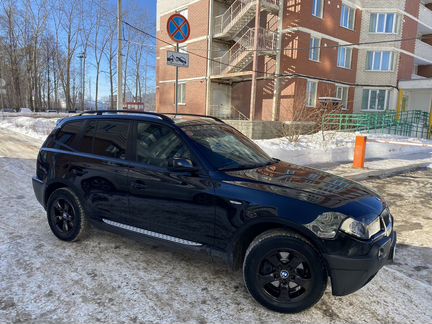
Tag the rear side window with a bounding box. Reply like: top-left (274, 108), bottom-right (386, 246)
top-left (80, 120), bottom-right (96, 154)
top-left (135, 122), bottom-right (191, 168)
top-left (51, 121), bottom-right (83, 151)
top-left (93, 120), bottom-right (129, 159)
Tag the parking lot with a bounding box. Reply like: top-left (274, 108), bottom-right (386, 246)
top-left (0, 127), bottom-right (431, 324)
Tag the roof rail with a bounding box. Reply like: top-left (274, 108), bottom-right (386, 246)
top-left (77, 110), bottom-right (173, 122)
top-left (77, 110), bottom-right (225, 123)
top-left (161, 113), bottom-right (224, 123)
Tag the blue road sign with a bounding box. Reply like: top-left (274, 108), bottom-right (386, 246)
top-left (167, 14), bottom-right (190, 43)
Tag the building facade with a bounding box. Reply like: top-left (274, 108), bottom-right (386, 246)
top-left (156, 0), bottom-right (432, 122)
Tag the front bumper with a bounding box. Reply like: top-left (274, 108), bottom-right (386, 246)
top-left (32, 176), bottom-right (45, 208)
top-left (324, 230), bottom-right (397, 296)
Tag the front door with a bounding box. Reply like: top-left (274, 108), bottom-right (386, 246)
top-left (127, 121), bottom-right (215, 246)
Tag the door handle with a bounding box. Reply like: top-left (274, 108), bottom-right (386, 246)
top-left (131, 181), bottom-right (147, 190)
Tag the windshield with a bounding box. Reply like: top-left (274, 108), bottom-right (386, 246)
top-left (181, 123), bottom-right (274, 170)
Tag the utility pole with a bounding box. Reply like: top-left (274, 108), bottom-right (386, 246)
top-left (117, 0), bottom-right (123, 110)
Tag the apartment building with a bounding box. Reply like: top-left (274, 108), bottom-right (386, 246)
top-left (156, 0), bottom-right (432, 132)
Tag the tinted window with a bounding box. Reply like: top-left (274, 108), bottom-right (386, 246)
top-left (52, 121), bottom-right (83, 151)
top-left (80, 120), bottom-right (96, 154)
top-left (136, 122), bottom-right (191, 168)
top-left (181, 124), bottom-right (272, 170)
top-left (93, 120), bottom-right (129, 159)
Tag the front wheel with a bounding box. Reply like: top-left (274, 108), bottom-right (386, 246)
top-left (243, 230), bottom-right (327, 313)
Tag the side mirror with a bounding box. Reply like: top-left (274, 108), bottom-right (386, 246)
top-left (168, 158), bottom-right (198, 172)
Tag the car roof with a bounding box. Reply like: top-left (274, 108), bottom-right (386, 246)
top-left (57, 110), bottom-right (224, 128)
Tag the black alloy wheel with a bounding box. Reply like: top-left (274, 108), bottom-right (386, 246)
top-left (47, 188), bottom-right (89, 241)
top-left (257, 249), bottom-right (312, 303)
top-left (51, 198), bottom-right (76, 234)
top-left (243, 230), bottom-right (327, 313)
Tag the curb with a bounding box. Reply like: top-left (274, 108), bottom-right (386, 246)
top-left (340, 161), bottom-right (432, 181)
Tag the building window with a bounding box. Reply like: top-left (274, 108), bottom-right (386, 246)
top-left (337, 47), bottom-right (352, 69)
top-left (309, 37), bottom-right (321, 62)
top-left (312, 0), bottom-right (323, 18)
top-left (177, 82), bottom-right (186, 105)
top-left (366, 51), bottom-right (394, 71)
top-left (336, 86), bottom-right (349, 110)
top-left (340, 4), bottom-right (355, 30)
top-left (369, 13), bottom-right (399, 34)
top-left (306, 80), bottom-right (318, 107)
top-left (362, 89), bottom-right (390, 111)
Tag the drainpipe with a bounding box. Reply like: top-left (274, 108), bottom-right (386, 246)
top-left (205, 0), bottom-right (214, 116)
top-left (249, 0), bottom-right (261, 120)
top-left (272, 0), bottom-right (284, 121)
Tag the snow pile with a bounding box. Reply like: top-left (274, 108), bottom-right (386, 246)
top-left (0, 116), bottom-right (58, 141)
top-left (255, 132), bottom-right (432, 165)
top-left (255, 131), bottom-right (358, 152)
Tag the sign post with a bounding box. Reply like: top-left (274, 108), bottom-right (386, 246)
top-left (167, 13), bottom-right (190, 114)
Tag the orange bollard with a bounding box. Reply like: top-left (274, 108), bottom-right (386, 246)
top-left (353, 136), bottom-right (367, 169)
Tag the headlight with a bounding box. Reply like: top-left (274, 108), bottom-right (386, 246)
top-left (305, 212), bottom-right (347, 239)
top-left (340, 216), bottom-right (381, 240)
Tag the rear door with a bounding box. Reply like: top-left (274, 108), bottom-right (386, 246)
top-left (76, 118), bottom-right (131, 224)
top-left (127, 121), bottom-right (215, 246)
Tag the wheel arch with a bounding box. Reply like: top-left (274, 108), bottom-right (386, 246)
top-left (229, 219), bottom-right (327, 271)
top-left (44, 180), bottom-right (82, 208)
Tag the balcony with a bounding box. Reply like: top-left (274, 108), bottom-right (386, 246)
top-left (213, 0), bottom-right (279, 40)
top-left (212, 27), bottom-right (277, 76)
top-left (419, 4), bottom-right (432, 33)
top-left (415, 39), bottom-right (432, 64)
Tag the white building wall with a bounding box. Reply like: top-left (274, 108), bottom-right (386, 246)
top-left (157, 0), bottom-right (202, 31)
top-left (405, 89), bottom-right (432, 113)
top-left (353, 0), bottom-right (408, 112)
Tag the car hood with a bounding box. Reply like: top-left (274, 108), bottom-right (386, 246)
top-left (224, 161), bottom-right (385, 223)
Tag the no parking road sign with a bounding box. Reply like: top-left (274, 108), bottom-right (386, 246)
top-left (166, 13), bottom-right (190, 114)
top-left (167, 14), bottom-right (190, 43)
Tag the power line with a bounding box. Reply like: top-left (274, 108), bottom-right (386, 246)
top-left (92, 1), bottom-right (414, 89)
top-left (172, 34), bottom-right (432, 53)
top-left (123, 21), bottom-right (407, 89)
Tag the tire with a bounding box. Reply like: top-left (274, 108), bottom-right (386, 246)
top-left (243, 229), bottom-right (327, 313)
top-left (46, 187), bottom-right (89, 242)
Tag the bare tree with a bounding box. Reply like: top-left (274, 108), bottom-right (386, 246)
top-left (91, 1), bottom-right (109, 111)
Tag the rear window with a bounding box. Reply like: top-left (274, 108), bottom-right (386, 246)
top-left (48, 121), bottom-right (83, 152)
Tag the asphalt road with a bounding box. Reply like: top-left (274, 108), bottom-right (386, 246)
top-left (0, 127), bottom-right (431, 324)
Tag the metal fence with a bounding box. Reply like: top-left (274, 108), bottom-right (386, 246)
top-left (322, 110), bottom-right (432, 139)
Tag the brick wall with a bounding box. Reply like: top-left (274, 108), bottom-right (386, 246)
top-left (157, 0), bottom-right (210, 112)
top-left (417, 65), bottom-right (432, 78)
top-left (398, 0), bottom-right (420, 81)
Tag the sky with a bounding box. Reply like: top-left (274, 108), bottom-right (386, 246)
top-left (92, 0), bottom-right (157, 103)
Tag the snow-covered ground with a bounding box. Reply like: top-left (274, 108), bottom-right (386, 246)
top-left (0, 127), bottom-right (431, 323)
top-left (0, 118), bottom-right (431, 323)
top-left (0, 116), bottom-right (58, 142)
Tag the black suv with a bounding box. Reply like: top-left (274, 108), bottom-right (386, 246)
top-left (32, 111), bottom-right (396, 313)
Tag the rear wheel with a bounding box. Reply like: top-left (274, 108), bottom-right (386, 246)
top-left (243, 230), bottom-right (327, 313)
top-left (47, 188), bottom-right (89, 241)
